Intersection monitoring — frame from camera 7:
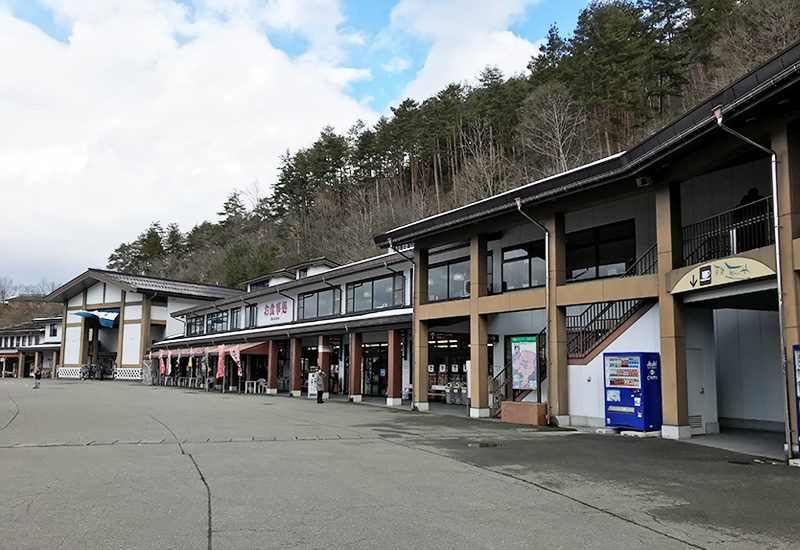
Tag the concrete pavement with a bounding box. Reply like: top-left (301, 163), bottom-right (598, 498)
top-left (1, 378), bottom-right (798, 549)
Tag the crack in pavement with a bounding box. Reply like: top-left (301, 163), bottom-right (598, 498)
top-left (0, 395), bottom-right (20, 432)
top-left (146, 413), bottom-right (213, 550)
top-left (382, 438), bottom-right (709, 550)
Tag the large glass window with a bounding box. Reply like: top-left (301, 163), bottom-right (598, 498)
top-left (230, 308), bottom-right (241, 330)
top-left (298, 288), bottom-right (341, 320)
top-left (427, 258), bottom-right (471, 302)
top-left (187, 316), bottom-right (204, 336)
top-left (502, 241), bottom-right (545, 291)
top-left (206, 311), bottom-right (228, 334)
top-left (566, 220), bottom-right (636, 282)
top-left (245, 304), bottom-right (258, 328)
top-left (346, 275), bottom-right (404, 313)
top-left (50, 324), bottom-right (58, 337)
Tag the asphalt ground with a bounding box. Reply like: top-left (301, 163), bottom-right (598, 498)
top-left (1, 378), bottom-right (798, 549)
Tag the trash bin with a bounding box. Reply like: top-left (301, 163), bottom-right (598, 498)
top-left (460, 387), bottom-right (468, 405)
top-left (445, 386), bottom-right (453, 404)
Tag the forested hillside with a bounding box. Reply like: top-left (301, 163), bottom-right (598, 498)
top-left (108, 0), bottom-right (800, 287)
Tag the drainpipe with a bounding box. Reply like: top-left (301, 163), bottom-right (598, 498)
top-left (515, 198), bottom-right (549, 404)
top-left (713, 106), bottom-right (793, 463)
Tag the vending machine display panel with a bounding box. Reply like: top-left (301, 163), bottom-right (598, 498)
top-left (604, 352), bottom-right (662, 431)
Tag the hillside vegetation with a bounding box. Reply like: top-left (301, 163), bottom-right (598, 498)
top-left (108, 0), bottom-right (800, 287)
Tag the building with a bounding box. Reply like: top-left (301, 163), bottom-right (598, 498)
top-left (45, 269), bottom-right (242, 380)
top-left (374, 40), bottom-right (800, 457)
top-left (153, 254), bottom-right (416, 405)
top-left (0, 316), bottom-right (62, 378)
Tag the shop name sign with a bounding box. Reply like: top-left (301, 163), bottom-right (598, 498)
top-left (671, 257), bottom-right (774, 294)
top-left (262, 299), bottom-right (292, 325)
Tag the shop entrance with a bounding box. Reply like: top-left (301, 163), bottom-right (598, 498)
top-left (362, 342), bottom-right (388, 397)
top-left (683, 281), bottom-right (785, 459)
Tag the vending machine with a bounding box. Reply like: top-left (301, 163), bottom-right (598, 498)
top-left (604, 352), bottom-right (662, 431)
top-left (794, 345), bottom-right (800, 448)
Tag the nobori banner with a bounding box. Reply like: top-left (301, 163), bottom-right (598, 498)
top-left (262, 299), bottom-right (292, 325)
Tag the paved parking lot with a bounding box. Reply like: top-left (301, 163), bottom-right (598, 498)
top-left (1, 378), bottom-right (799, 549)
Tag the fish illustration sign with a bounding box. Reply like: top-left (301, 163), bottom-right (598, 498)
top-left (671, 257), bottom-right (774, 294)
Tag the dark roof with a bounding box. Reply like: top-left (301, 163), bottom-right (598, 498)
top-left (46, 269), bottom-right (243, 303)
top-left (0, 322), bottom-right (40, 335)
top-left (174, 251), bottom-right (408, 317)
top-left (240, 258), bottom-right (340, 286)
top-left (375, 39), bottom-right (800, 248)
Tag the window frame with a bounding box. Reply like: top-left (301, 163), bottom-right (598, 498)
top-left (500, 240), bottom-right (546, 292)
top-left (427, 256), bottom-right (471, 303)
top-left (205, 311), bottom-right (229, 334)
top-left (245, 304), bottom-right (258, 328)
top-left (565, 219), bottom-right (636, 283)
top-left (187, 315), bottom-right (205, 337)
top-left (298, 288), bottom-right (341, 320)
top-left (346, 274), bottom-right (405, 313)
top-left (230, 307), bottom-right (241, 330)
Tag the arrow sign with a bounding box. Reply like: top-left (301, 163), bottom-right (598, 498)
top-left (690, 275), bottom-right (697, 287)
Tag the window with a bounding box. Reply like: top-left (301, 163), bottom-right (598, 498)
top-left (502, 241), bottom-right (545, 291)
top-left (15, 336), bottom-right (20, 347)
top-left (50, 324), bottom-right (58, 337)
top-left (187, 316), bottom-right (204, 336)
top-left (427, 258), bottom-right (470, 302)
top-left (298, 288), bottom-right (340, 320)
top-left (487, 252), bottom-right (494, 294)
top-left (230, 308), bottom-right (241, 330)
top-left (206, 311), bottom-right (228, 334)
top-left (346, 275), bottom-right (404, 313)
top-left (566, 220), bottom-right (636, 282)
top-left (245, 304), bottom-right (258, 328)
top-left (22, 336), bottom-right (27, 346)
top-left (297, 268), bottom-right (308, 279)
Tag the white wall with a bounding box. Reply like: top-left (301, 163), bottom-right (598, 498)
top-left (86, 282), bottom-right (104, 305)
top-left (486, 310), bottom-right (546, 371)
top-left (105, 285), bottom-right (122, 303)
top-left (68, 294), bottom-right (82, 308)
top-left (64, 326), bottom-right (81, 365)
top-left (714, 309), bottom-right (783, 430)
top-left (567, 303), bottom-right (660, 427)
top-left (121, 325), bottom-right (142, 365)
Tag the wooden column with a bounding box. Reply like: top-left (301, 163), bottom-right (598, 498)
top-left (17, 352), bottom-right (24, 378)
top-left (412, 246), bottom-right (429, 410)
top-left (469, 234), bottom-right (489, 417)
top-left (266, 340), bottom-right (278, 394)
top-left (318, 335), bottom-right (330, 399)
top-left (547, 212), bottom-right (569, 423)
top-left (289, 338), bottom-right (302, 397)
top-left (386, 329), bottom-right (403, 406)
top-left (90, 322), bottom-right (99, 365)
top-left (773, 122), bottom-right (800, 451)
top-left (349, 332), bottom-right (362, 402)
top-left (656, 182), bottom-right (690, 439)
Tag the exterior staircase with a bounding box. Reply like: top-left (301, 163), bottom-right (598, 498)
top-left (489, 243), bottom-right (658, 418)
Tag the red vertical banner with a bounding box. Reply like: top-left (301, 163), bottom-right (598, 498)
top-left (229, 345), bottom-right (242, 376)
top-left (216, 345), bottom-right (225, 379)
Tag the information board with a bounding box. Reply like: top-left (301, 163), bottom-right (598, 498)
top-left (511, 336), bottom-right (537, 391)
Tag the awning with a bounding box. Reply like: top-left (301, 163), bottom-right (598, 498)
top-left (74, 308), bottom-right (120, 328)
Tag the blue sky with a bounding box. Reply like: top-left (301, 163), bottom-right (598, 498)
top-left (8, 0), bottom-right (587, 114)
top-left (0, 0), bottom-right (588, 285)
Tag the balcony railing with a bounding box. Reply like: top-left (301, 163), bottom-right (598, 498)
top-left (682, 196), bottom-right (773, 267)
top-left (566, 298), bottom-right (647, 358)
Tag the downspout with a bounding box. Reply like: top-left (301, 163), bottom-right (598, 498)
top-left (515, 198), bottom-right (549, 404)
top-left (713, 106), bottom-right (793, 463)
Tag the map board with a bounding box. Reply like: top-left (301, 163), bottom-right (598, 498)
top-left (512, 336), bottom-right (537, 391)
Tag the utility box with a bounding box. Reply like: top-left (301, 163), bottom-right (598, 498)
top-left (604, 353), bottom-right (662, 431)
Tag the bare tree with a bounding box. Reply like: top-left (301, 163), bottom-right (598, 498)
top-left (0, 277), bottom-right (15, 303)
top-left (519, 81), bottom-right (590, 176)
top-left (240, 178), bottom-right (265, 212)
top-left (453, 118), bottom-right (514, 206)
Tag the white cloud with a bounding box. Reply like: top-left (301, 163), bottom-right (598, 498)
top-left (382, 55), bottom-right (410, 73)
top-left (0, 1), bottom-right (375, 284)
top-left (389, 0), bottom-right (541, 101)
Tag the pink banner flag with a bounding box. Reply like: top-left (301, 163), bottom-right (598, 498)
top-left (167, 349), bottom-right (173, 376)
top-left (216, 345), bottom-right (225, 379)
top-left (159, 356), bottom-right (165, 375)
top-left (229, 345), bottom-right (242, 377)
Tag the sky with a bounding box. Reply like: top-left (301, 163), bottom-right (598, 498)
top-left (0, 0), bottom-right (587, 287)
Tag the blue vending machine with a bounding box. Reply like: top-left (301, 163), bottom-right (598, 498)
top-left (794, 345), bottom-right (800, 450)
top-left (604, 352), bottom-right (662, 431)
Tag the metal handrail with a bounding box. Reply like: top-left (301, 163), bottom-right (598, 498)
top-left (622, 243), bottom-right (657, 278)
top-left (682, 195), bottom-right (773, 266)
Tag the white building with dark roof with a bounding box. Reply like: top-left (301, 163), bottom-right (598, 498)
top-left (46, 269), bottom-right (242, 380)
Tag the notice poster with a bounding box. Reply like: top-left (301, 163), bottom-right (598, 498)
top-left (511, 336), bottom-right (537, 391)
